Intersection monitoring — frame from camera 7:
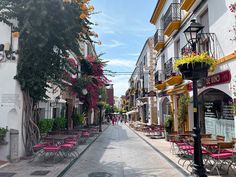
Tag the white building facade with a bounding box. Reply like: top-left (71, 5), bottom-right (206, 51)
top-left (0, 23), bottom-right (24, 161)
top-left (127, 37), bottom-right (158, 124)
top-left (151, 0), bottom-right (236, 140)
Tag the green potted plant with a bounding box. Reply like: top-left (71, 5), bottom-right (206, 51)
top-left (164, 114), bottom-right (173, 140)
top-left (73, 112), bottom-right (85, 128)
top-left (175, 52), bottom-right (216, 80)
top-left (0, 127), bottom-right (8, 144)
top-left (53, 117), bottom-right (67, 131)
top-left (38, 119), bottom-right (54, 135)
top-left (177, 95), bottom-right (190, 133)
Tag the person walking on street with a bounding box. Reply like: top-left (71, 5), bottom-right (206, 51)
top-left (112, 117), bottom-right (115, 125)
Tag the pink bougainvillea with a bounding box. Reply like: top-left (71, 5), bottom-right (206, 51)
top-left (73, 55), bottom-right (111, 110)
top-left (229, 3), bottom-right (236, 13)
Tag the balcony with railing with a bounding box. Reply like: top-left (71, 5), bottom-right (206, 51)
top-left (181, 33), bottom-right (218, 59)
top-left (154, 70), bottom-right (166, 90)
top-left (163, 3), bottom-right (181, 36)
top-left (180, 0), bottom-right (196, 11)
top-left (163, 57), bottom-right (183, 86)
top-left (154, 29), bottom-right (164, 51)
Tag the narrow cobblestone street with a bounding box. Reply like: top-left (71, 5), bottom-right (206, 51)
top-left (63, 124), bottom-right (185, 177)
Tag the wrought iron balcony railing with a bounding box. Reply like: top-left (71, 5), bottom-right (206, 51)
top-left (164, 57), bottom-right (180, 79)
top-left (155, 70), bottom-right (165, 84)
top-left (181, 33), bottom-right (218, 58)
top-left (163, 3), bottom-right (181, 30)
top-left (154, 29), bottom-right (164, 47)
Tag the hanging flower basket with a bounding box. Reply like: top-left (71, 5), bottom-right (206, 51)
top-left (178, 62), bottom-right (210, 80)
top-left (175, 53), bottom-right (216, 80)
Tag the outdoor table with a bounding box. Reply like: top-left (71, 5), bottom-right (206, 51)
top-left (201, 139), bottom-right (224, 154)
top-left (45, 135), bottom-right (73, 145)
top-left (178, 133), bottom-right (192, 139)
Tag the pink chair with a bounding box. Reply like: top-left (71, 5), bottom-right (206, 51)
top-left (60, 143), bottom-right (78, 158)
top-left (43, 145), bottom-right (62, 162)
top-left (207, 142), bottom-right (234, 175)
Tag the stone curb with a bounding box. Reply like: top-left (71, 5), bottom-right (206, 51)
top-left (126, 124), bottom-right (189, 177)
top-left (57, 124), bottom-right (110, 177)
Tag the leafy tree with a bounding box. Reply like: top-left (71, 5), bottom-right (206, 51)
top-left (0, 0), bottom-right (96, 154)
top-left (73, 55), bottom-right (110, 111)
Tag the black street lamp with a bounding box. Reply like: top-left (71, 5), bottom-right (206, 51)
top-left (98, 95), bottom-right (103, 132)
top-left (184, 19), bottom-right (207, 177)
top-left (184, 19), bottom-right (204, 52)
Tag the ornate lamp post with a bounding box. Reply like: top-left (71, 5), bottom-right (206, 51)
top-left (82, 88), bottom-right (88, 96)
top-left (98, 95), bottom-right (103, 132)
top-left (183, 19), bottom-right (207, 177)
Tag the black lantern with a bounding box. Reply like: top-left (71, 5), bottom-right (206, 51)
top-left (183, 20), bottom-right (207, 177)
top-left (184, 19), bottom-right (204, 52)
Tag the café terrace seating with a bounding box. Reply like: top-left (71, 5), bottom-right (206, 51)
top-left (168, 133), bottom-right (236, 175)
top-left (131, 122), bottom-right (165, 138)
top-left (31, 126), bottom-right (98, 162)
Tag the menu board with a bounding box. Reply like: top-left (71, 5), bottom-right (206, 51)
top-left (204, 102), bottom-right (217, 119)
top-left (204, 101), bottom-right (234, 120)
top-left (222, 105), bottom-right (234, 120)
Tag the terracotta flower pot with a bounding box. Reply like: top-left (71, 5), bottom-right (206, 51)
top-left (178, 62), bottom-right (210, 80)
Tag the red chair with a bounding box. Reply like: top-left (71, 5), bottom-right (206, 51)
top-left (31, 143), bottom-right (48, 161)
top-left (60, 143), bottom-right (78, 159)
top-left (80, 131), bottom-right (90, 144)
top-left (43, 145), bottom-right (62, 162)
top-left (207, 142), bottom-right (234, 175)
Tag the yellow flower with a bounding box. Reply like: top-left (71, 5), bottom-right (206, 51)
top-left (174, 52), bottom-right (216, 69)
top-left (88, 5), bottom-right (94, 12)
top-left (80, 13), bottom-right (87, 19)
top-left (80, 3), bottom-right (88, 11)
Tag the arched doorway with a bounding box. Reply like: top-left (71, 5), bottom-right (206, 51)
top-left (199, 88), bottom-right (234, 141)
top-left (7, 108), bottom-right (18, 129)
top-left (160, 97), bottom-right (171, 126)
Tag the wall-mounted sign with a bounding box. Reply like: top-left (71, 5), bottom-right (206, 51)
top-left (187, 70), bottom-right (231, 91)
top-left (205, 70), bottom-right (231, 87)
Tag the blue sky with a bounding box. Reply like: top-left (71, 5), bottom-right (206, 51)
top-left (91, 0), bottom-right (156, 97)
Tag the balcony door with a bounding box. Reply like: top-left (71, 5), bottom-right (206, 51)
top-left (200, 10), bottom-right (209, 33)
top-left (199, 10), bottom-right (210, 53)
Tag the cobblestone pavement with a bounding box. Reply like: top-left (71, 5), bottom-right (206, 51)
top-left (0, 125), bottom-right (108, 177)
top-left (63, 124), bottom-right (186, 177)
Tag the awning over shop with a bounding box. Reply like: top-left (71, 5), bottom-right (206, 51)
top-left (166, 80), bottom-right (191, 95)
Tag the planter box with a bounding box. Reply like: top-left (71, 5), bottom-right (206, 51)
top-left (178, 62), bottom-right (210, 80)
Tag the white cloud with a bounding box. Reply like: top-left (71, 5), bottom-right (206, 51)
top-left (108, 75), bottom-right (130, 97)
top-left (106, 58), bottom-right (135, 68)
top-left (92, 12), bottom-right (120, 35)
top-left (102, 40), bottom-right (125, 48)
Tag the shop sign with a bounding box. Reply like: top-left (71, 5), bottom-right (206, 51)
top-left (187, 70), bottom-right (231, 90)
top-left (187, 82), bottom-right (193, 91)
top-left (205, 70), bottom-right (231, 87)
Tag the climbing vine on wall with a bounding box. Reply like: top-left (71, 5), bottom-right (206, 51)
top-left (0, 0), bottom-right (97, 154)
top-left (73, 55), bottom-right (110, 111)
